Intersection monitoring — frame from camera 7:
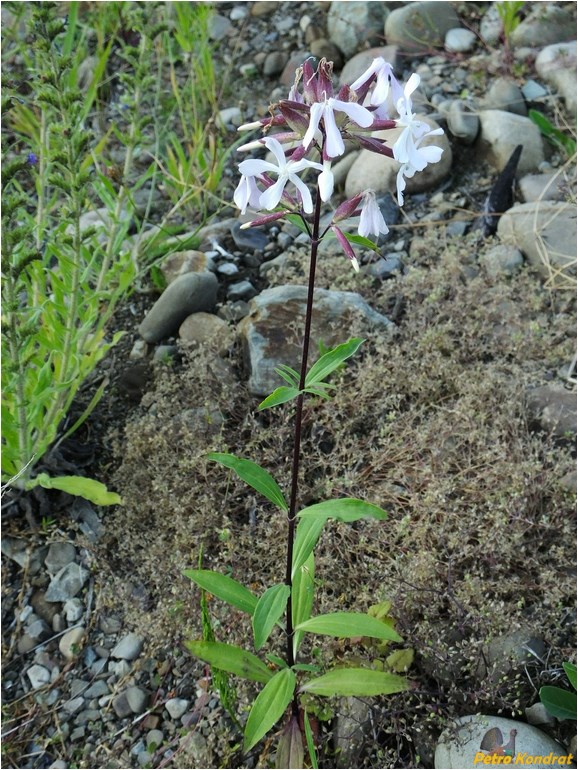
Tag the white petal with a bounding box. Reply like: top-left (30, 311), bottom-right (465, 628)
top-left (238, 158), bottom-right (276, 175)
top-left (324, 107), bottom-right (345, 158)
top-left (349, 58), bottom-right (383, 91)
top-left (303, 102), bottom-right (324, 149)
top-left (263, 137), bottom-right (288, 168)
top-left (291, 175), bottom-right (314, 213)
top-left (332, 98), bottom-right (374, 128)
top-left (318, 165), bottom-right (334, 202)
top-left (396, 167), bottom-right (407, 206)
top-left (259, 177), bottom-right (286, 210)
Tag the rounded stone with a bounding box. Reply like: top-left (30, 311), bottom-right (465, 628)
top-left (385, 1), bottom-right (461, 53)
top-left (59, 626), bottom-right (85, 660)
top-left (126, 686), bottom-right (149, 714)
top-left (447, 100), bottom-right (480, 144)
top-left (477, 111), bottom-right (544, 173)
top-left (27, 664), bottom-right (51, 689)
top-left (111, 632), bottom-right (144, 661)
top-left (327, 1), bottom-right (389, 58)
top-left (178, 312), bottom-right (232, 355)
top-left (445, 27), bottom-right (477, 53)
top-left (165, 698), bottom-right (190, 720)
top-left (486, 78), bottom-right (527, 116)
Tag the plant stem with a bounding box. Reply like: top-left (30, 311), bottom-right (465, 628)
top-left (284, 189), bottom-right (322, 669)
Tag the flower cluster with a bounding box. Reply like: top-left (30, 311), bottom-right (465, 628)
top-left (233, 57), bottom-right (444, 270)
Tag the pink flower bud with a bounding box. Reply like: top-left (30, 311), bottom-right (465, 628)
top-left (332, 226), bottom-right (360, 271)
top-left (332, 194), bottom-right (363, 223)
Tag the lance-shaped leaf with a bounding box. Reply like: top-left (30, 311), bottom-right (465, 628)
top-left (292, 553), bottom-right (315, 658)
top-left (258, 386), bottom-right (301, 411)
top-left (301, 668), bottom-right (408, 697)
top-left (305, 338), bottom-right (364, 388)
top-left (33, 473), bottom-right (122, 505)
top-left (183, 569), bottom-right (257, 615)
top-left (564, 662), bottom-right (577, 690)
top-left (295, 611), bottom-right (401, 643)
top-left (253, 583), bottom-right (290, 651)
top-left (276, 714), bottom-right (304, 770)
top-left (207, 452), bottom-right (288, 511)
top-left (275, 364), bottom-right (300, 386)
top-left (539, 686), bottom-right (577, 720)
top-left (298, 498), bottom-right (387, 523)
top-left (291, 517), bottom-right (325, 579)
top-left (185, 641), bottom-right (273, 684)
top-left (244, 668), bottom-right (297, 752)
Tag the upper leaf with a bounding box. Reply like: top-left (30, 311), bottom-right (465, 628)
top-left (301, 668), bottom-right (407, 697)
top-left (304, 338), bottom-right (364, 388)
top-left (292, 553), bottom-right (315, 659)
top-left (244, 668), bottom-right (297, 752)
top-left (298, 498), bottom-right (387, 523)
top-left (295, 611), bottom-right (402, 643)
top-left (183, 569), bottom-right (257, 615)
top-left (185, 640), bottom-right (273, 684)
top-left (33, 473), bottom-right (122, 505)
top-left (207, 452), bottom-right (288, 511)
top-left (258, 386), bottom-right (301, 412)
top-left (291, 517), bottom-right (325, 579)
top-left (253, 583), bottom-right (290, 651)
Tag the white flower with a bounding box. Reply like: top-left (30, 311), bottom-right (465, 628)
top-left (318, 160), bottom-right (334, 202)
top-left (302, 97), bottom-right (374, 158)
top-left (237, 137), bottom-right (323, 214)
top-left (233, 174), bottom-right (262, 214)
top-left (358, 190), bottom-right (389, 239)
top-left (350, 57), bottom-right (402, 113)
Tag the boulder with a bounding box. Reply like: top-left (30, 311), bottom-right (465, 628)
top-left (327, 2), bottom-right (389, 58)
top-left (511, 4), bottom-right (577, 47)
top-left (385, 2), bottom-right (461, 53)
top-left (477, 111), bottom-right (544, 173)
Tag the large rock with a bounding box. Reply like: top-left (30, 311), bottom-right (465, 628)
top-left (327, 2), bottom-right (389, 58)
top-left (477, 111), bottom-right (544, 173)
top-left (138, 272), bottom-right (218, 343)
top-left (497, 200), bottom-right (576, 281)
top-left (526, 385), bottom-right (577, 438)
top-left (511, 4), bottom-right (577, 47)
top-left (238, 285), bottom-right (392, 396)
top-left (435, 715), bottom-right (571, 769)
top-left (385, 2), bottom-right (461, 53)
top-left (345, 116), bottom-right (452, 199)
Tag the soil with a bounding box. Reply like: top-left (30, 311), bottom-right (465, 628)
top-left (1, 3), bottom-right (576, 770)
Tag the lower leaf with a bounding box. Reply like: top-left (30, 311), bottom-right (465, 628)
top-left (300, 668), bottom-right (407, 697)
top-left (244, 668), bottom-right (296, 752)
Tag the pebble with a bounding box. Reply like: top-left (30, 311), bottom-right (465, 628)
top-left (63, 598), bottom-right (83, 623)
top-left (445, 28), bottom-right (477, 53)
top-left (84, 681), bottom-right (110, 699)
top-left (27, 664), bottom-right (51, 689)
top-left (208, 14), bottom-right (232, 42)
top-left (45, 563), bottom-right (89, 602)
top-left (1, 537), bottom-right (46, 573)
top-left (327, 1), bottom-right (388, 58)
top-left (262, 51), bottom-right (288, 77)
top-left (481, 245), bottom-right (524, 278)
top-left (511, 3), bottom-right (577, 47)
top-left (126, 686), bottom-right (149, 714)
top-left (165, 698), bottom-right (190, 720)
top-left (146, 729), bottom-right (164, 749)
top-left (227, 280), bottom-right (258, 301)
top-left (485, 78), bottom-right (527, 116)
top-left (477, 111), bottom-right (544, 173)
top-left (111, 632), bottom-right (144, 661)
top-left (230, 221), bottom-right (268, 252)
top-left (385, 1), bottom-right (460, 53)
top-left (216, 262), bottom-right (239, 276)
top-left (229, 5), bottom-right (248, 22)
top-left (44, 542), bottom-right (77, 574)
top-left (59, 626), bottom-right (85, 660)
top-left (447, 100), bottom-right (479, 144)
top-left (366, 255), bottom-right (404, 279)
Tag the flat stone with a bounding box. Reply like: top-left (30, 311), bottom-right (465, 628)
top-left (230, 221), bottom-right (268, 252)
top-left (44, 542), bottom-right (77, 574)
top-left (511, 4), bottom-right (577, 47)
top-left (480, 244), bottom-right (524, 277)
top-left (138, 272), bottom-right (218, 343)
top-left (327, 1), bottom-right (389, 58)
top-left (84, 680), bottom-right (110, 699)
top-left (1, 538), bottom-right (46, 574)
top-left (497, 200), bottom-right (576, 280)
top-left (45, 563), bottom-right (89, 602)
top-left (126, 686), bottom-right (149, 714)
top-left (385, 2), bottom-right (461, 54)
top-left (485, 78), bottom-right (527, 116)
top-left (160, 251), bottom-right (215, 285)
top-left (435, 715), bottom-right (570, 768)
top-left (63, 696), bottom-right (85, 715)
top-left (526, 385), bottom-right (577, 438)
top-left (447, 100), bottom-right (480, 144)
top-left (345, 116), bottom-right (452, 199)
top-left (59, 626), bottom-right (85, 660)
top-left (477, 111), bottom-right (544, 173)
top-left (227, 280), bottom-right (258, 302)
top-left (518, 171), bottom-right (574, 203)
top-left (111, 632), bottom-right (144, 661)
top-left (238, 285), bottom-right (392, 396)
top-left (445, 28), bottom-right (477, 53)
top-left (27, 664), bottom-right (51, 689)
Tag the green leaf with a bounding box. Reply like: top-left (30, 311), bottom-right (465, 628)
top-left (292, 553), bottom-right (315, 658)
top-left (185, 641), bottom-right (273, 684)
top-left (386, 648), bottom-right (415, 673)
top-left (327, 228), bottom-right (379, 253)
top-left (301, 668), bottom-right (408, 697)
top-left (32, 474), bottom-right (122, 505)
top-left (244, 668), bottom-right (296, 752)
top-left (253, 584), bottom-right (290, 651)
top-left (539, 685), bottom-right (577, 720)
top-left (275, 364), bottom-right (301, 386)
top-left (266, 654), bottom-right (289, 669)
top-left (303, 710), bottom-right (318, 769)
top-left (292, 517), bottom-right (325, 579)
top-left (305, 338), bottom-right (364, 388)
top-left (207, 452), bottom-right (288, 511)
top-left (183, 569), bottom-right (257, 615)
top-left (529, 109), bottom-right (577, 157)
top-left (275, 714), bottom-right (304, 770)
top-left (295, 612), bottom-right (402, 643)
top-left (258, 386), bottom-right (301, 411)
top-left (285, 213), bottom-right (309, 236)
top-left (298, 498), bottom-right (387, 523)
top-left (563, 662), bottom-right (577, 690)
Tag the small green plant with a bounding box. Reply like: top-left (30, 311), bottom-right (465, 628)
top-left (529, 109), bottom-right (577, 159)
top-left (496, 1), bottom-right (525, 41)
top-left (540, 662), bottom-right (577, 720)
top-left (185, 57), bottom-right (445, 764)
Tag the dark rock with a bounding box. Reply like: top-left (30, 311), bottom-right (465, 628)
top-left (230, 221), bottom-right (269, 252)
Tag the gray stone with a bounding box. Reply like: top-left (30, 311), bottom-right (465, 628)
top-left (497, 200), bottom-right (576, 280)
top-left (481, 245), bottom-right (524, 277)
top-left (178, 312), bottom-right (233, 355)
top-left (445, 28), bottom-right (477, 53)
top-left (345, 116), bottom-right (452, 198)
top-left (478, 628), bottom-right (547, 682)
top-left (146, 729), bottom-right (164, 749)
top-left (238, 285), bottom-right (392, 396)
top-left (63, 598), bottom-right (83, 623)
top-left (525, 702), bottom-right (556, 726)
top-left (518, 171), bottom-right (574, 203)
top-left (230, 5), bottom-right (248, 21)
top-left (49, 761), bottom-right (69, 769)
top-left (108, 659), bottom-right (131, 678)
top-left (1, 537), bottom-right (46, 574)
top-left (309, 39), bottom-right (343, 69)
top-left (227, 280), bottom-right (258, 302)
top-left (434, 715), bottom-right (569, 769)
top-left (161, 251), bottom-right (215, 285)
top-left (217, 107), bottom-right (242, 128)
top-left (216, 262), bottom-right (239, 277)
top-left (327, 1), bottom-right (389, 58)
top-left (59, 626), bottom-right (85, 660)
top-left (477, 111), bottom-right (544, 173)
top-left (138, 272), bottom-right (218, 343)
top-left (479, 4), bottom-right (502, 46)
top-left (334, 697), bottom-right (373, 767)
top-left (112, 692), bottom-right (132, 719)
top-left (63, 696), bottom-right (85, 715)
top-left (208, 14), bottom-right (232, 41)
top-left (26, 618), bottom-right (50, 640)
top-left (366, 255), bottom-right (404, 279)
top-left (526, 385), bottom-right (577, 439)
top-left (45, 542), bottom-right (77, 574)
top-left (262, 51), bottom-right (288, 77)
top-left (128, 339), bottom-right (149, 361)
top-left (111, 632), bottom-right (144, 661)
top-left (447, 101), bottom-right (480, 144)
top-left (126, 686), bottom-right (149, 714)
top-left (84, 680), bottom-right (110, 699)
top-left (521, 80), bottom-right (549, 102)
top-left (535, 42), bottom-right (577, 116)
top-left (230, 221), bottom-right (268, 252)
top-left (137, 751), bottom-right (152, 768)
top-left (485, 78), bottom-right (527, 116)
top-left (74, 708), bottom-right (101, 725)
top-left (385, 2), bottom-right (461, 54)
top-left (27, 664), bottom-right (51, 689)
top-left (165, 697), bottom-right (190, 720)
top-left (339, 46), bottom-right (400, 86)
top-left (511, 4), bottom-right (577, 47)
top-left (45, 563), bottom-right (89, 602)
top-left (18, 633), bottom-right (39, 654)
top-left (217, 300), bottom-right (250, 322)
